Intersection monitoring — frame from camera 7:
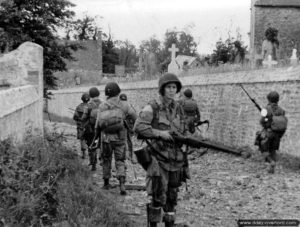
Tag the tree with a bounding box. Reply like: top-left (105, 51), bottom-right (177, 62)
top-left (210, 37), bottom-right (247, 66)
top-left (163, 30), bottom-right (197, 56)
top-left (160, 29), bottom-right (198, 71)
top-left (115, 39), bottom-right (138, 72)
top-left (0, 0), bottom-right (80, 97)
top-left (71, 14), bottom-right (103, 41)
top-left (102, 34), bottom-right (119, 74)
top-left (140, 36), bottom-right (162, 55)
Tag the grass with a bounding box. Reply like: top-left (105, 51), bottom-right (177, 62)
top-left (0, 130), bottom-right (137, 227)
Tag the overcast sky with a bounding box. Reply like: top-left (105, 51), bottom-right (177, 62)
top-left (71, 0), bottom-right (252, 54)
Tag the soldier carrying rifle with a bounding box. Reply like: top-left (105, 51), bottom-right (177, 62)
top-left (134, 73), bottom-right (189, 227)
top-left (240, 85), bottom-right (288, 174)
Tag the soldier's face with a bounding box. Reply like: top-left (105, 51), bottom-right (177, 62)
top-left (164, 83), bottom-right (177, 99)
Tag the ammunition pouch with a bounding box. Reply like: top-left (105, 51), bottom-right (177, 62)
top-left (254, 131), bottom-right (261, 146)
top-left (134, 146), bottom-right (152, 170)
top-left (255, 129), bottom-right (269, 152)
top-left (147, 204), bottom-right (163, 223)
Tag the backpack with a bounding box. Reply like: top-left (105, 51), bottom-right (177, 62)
top-left (271, 115), bottom-right (288, 132)
top-left (97, 101), bottom-right (126, 134)
top-left (182, 99), bottom-right (197, 116)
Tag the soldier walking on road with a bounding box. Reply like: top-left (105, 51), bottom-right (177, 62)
top-left (257, 91), bottom-right (287, 174)
top-left (81, 87), bottom-right (102, 171)
top-left (134, 73), bottom-right (189, 227)
top-left (96, 82), bottom-right (137, 195)
top-left (73, 93), bottom-right (90, 159)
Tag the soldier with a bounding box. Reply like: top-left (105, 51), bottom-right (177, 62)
top-left (73, 93), bottom-right (90, 159)
top-left (179, 88), bottom-right (201, 134)
top-left (96, 82), bottom-right (137, 195)
top-left (259, 91), bottom-right (287, 174)
top-left (134, 73), bottom-right (189, 227)
top-left (119, 93), bottom-right (136, 161)
top-left (81, 87), bottom-right (102, 171)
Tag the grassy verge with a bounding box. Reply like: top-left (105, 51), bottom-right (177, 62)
top-left (0, 130), bottom-right (136, 227)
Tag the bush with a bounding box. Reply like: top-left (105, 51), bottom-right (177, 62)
top-left (0, 131), bottom-right (136, 227)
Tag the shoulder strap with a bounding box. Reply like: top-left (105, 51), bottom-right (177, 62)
top-left (149, 99), bottom-right (159, 120)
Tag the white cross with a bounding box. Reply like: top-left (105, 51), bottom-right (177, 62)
top-left (168, 43), bottom-right (179, 62)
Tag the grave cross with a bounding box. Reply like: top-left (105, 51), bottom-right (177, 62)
top-left (168, 44), bottom-right (179, 62)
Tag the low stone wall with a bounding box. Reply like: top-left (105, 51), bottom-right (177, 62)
top-left (0, 42), bottom-right (43, 143)
top-left (0, 86), bottom-right (43, 142)
top-left (47, 66), bottom-right (300, 157)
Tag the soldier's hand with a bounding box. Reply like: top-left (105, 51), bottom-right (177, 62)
top-left (158, 130), bottom-right (173, 141)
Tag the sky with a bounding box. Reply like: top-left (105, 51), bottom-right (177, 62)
top-left (70, 0), bottom-right (252, 54)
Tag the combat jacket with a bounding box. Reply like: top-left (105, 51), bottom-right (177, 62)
top-left (134, 96), bottom-right (187, 171)
top-left (96, 96), bottom-right (137, 143)
top-left (81, 98), bottom-right (102, 134)
top-left (73, 102), bottom-right (88, 128)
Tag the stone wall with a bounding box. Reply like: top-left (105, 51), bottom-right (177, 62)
top-left (252, 1), bottom-right (300, 60)
top-left (0, 42), bottom-right (43, 142)
top-left (47, 66), bottom-right (300, 157)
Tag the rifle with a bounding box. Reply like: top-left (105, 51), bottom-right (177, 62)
top-left (124, 120), bottom-right (137, 179)
top-left (137, 130), bottom-right (242, 156)
top-left (239, 84), bottom-right (262, 112)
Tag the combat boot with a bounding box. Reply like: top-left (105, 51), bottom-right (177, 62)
top-left (268, 161), bottom-right (275, 174)
top-left (119, 176), bottom-right (127, 195)
top-left (102, 178), bottom-right (111, 190)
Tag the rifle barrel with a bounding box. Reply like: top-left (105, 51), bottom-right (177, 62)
top-left (239, 84), bottom-right (261, 112)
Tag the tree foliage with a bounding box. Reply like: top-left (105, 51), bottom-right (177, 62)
top-left (115, 39), bottom-right (137, 72)
top-left (0, 0), bottom-right (80, 97)
top-left (210, 38), bottom-right (247, 66)
top-left (102, 34), bottom-right (119, 74)
top-left (140, 30), bottom-right (198, 73)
